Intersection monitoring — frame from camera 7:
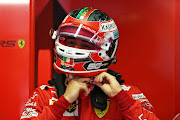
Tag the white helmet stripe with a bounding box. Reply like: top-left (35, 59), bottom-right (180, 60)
top-left (55, 42), bottom-right (96, 59)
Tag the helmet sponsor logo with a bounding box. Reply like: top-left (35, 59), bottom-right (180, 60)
top-left (61, 57), bottom-right (75, 70)
top-left (87, 62), bottom-right (108, 70)
top-left (61, 65), bottom-right (74, 70)
top-left (113, 30), bottom-right (119, 39)
top-left (84, 60), bottom-right (112, 71)
top-left (82, 24), bottom-right (96, 34)
top-left (100, 20), bottom-right (117, 32)
top-left (60, 22), bottom-right (73, 27)
top-left (62, 57), bottom-right (74, 65)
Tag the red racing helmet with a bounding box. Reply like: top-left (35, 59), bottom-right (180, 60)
top-left (52, 7), bottom-right (119, 77)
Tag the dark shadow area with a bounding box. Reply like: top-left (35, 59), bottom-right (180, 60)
top-left (35, 0), bottom-right (67, 88)
top-left (53, 0), bottom-right (67, 30)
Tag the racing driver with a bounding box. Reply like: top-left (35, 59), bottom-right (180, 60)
top-left (21, 7), bottom-right (160, 120)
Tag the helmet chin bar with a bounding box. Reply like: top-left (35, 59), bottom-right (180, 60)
top-left (54, 63), bottom-right (107, 73)
top-left (53, 63), bottom-right (108, 77)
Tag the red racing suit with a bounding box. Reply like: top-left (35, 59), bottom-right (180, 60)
top-left (20, 84), bottom-right (159, 120)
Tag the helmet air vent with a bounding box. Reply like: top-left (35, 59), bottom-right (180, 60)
top-left (76, 52), bottom-right (85, 55)
top-left (59, 48), bottom-right (64, 52)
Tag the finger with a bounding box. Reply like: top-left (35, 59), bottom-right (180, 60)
top-left (93, 81), bottom-right (103, 89)
top-left (96, 72), bottom-right (116, 84)
top-left (73, 77), bottom-right (91, 83)
top-left (93, 82), bottom-right (111, 94)
top-left (94, 75), bottom-right (103, 83)
top-left (68, 74), bottom-right (81, 79)
top-left (80, 83), bottom-right (89, 96)
top-left (93, 82), bottom-right (106, 94)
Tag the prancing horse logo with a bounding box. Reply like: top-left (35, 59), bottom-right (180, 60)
top-left (18, 39), bottom-right (25, 48)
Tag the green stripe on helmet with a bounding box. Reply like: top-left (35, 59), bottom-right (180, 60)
top-left (63, 57), bottom-right (66, 62)
top-left (76, 7), bottom-right (91, 19)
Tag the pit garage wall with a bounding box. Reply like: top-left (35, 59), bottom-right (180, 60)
top-left (175, 0), bottom-right (180, 116)
top-left (0, 1), bottom-right (33, 120)
top-left (0, 0), bottom-right (179, 120)
top-left (0, 0), bottom-right (53, 119)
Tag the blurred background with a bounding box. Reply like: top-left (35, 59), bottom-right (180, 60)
top-left (0, 0), bottom-right (179, 119)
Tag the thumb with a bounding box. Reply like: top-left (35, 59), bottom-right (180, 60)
top-left (81, 84), bottom-right (89, 96)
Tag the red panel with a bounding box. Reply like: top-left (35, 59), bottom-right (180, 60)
top-left (38, 50), bottom-right (52, 87)
top-left (57, 0), bottom-right (177, 119)
top-left (175, 0), bottom-right (180, 116)
top-left (0, 3), bottom-right (30, 120)
top-left (35, 0), bottom-right (50, 18)
top-left (29, 0), bottom-right (35, 97)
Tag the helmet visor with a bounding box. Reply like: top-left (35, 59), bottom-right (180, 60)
top-left (58, 22), bottom-right (104, 47)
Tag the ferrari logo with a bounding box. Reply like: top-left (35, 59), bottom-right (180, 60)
top-left (94, 101), bottom-right (110, 118)
top-left (18, 39), bottom-right (25, 48)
